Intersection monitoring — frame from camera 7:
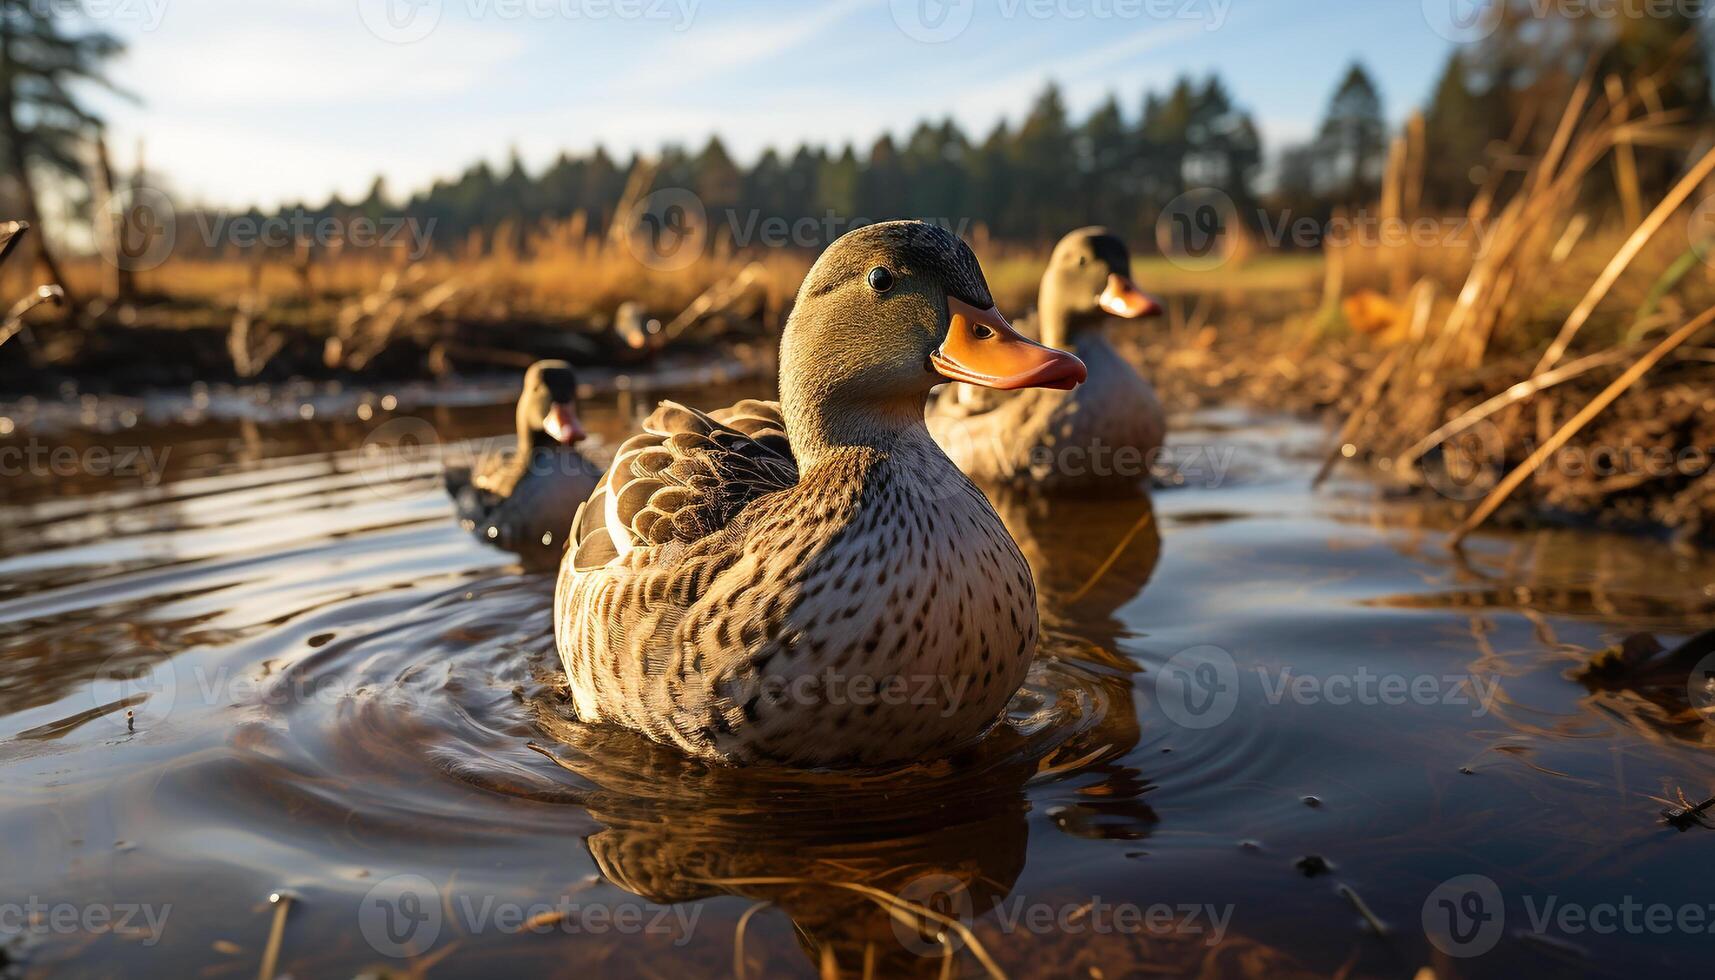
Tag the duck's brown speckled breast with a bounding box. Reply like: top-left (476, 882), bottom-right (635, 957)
top-left (558, 433), bottom-right (1039, 767)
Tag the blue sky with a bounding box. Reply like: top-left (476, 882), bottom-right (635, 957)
top-left (88, 0), bottom-right (1462, 209)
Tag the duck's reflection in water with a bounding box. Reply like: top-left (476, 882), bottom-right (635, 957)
top-left (990, 485), bottom-right (1163, 842)
top-left (528, 719), bottom-right (1031, 976)
top-left (988, 484), bottom-right (1161, 650)
top-left (525, 488), bottom-right (1165, 975)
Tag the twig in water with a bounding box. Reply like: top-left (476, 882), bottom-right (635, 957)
top-left (1654, 787), bottom-right (1715, 831)
top-left (257, 891), bottom-right (292, 980)
top-left (0, 285), bottom-right (63, 350)
top-left (1338, 884), bottom-right (1388, 936)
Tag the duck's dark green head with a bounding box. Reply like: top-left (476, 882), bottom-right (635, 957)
top-left (518, 360), bottom-right (583, 446)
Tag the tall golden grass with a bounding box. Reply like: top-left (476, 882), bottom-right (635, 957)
top-left (1311, 58), bottom-right (1715, 540)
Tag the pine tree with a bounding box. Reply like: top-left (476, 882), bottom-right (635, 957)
top-left (0, 0), bottom-right (125, 299)
top-left (1316, 62), bottom-right (1387, 205)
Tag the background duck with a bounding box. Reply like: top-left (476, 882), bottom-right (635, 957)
top-left (445, 359), bottom-right (600, 562)
top-left (555, 221), bottom-right (1086, 768)
top-left (927, 227), bottom-right (1164, 492)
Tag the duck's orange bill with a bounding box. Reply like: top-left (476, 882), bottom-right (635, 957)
top-left (1098, 274), bottom-right (1161, 318)
top-left (543, 402), bottom-right (586, 445)
top-left (931, 296), bottom-right (1088, 391)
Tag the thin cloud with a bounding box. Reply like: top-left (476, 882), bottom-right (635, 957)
top-left (619, 0), bottom-right (880, 92)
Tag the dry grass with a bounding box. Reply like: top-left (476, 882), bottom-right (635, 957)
top-left (22, 216), bottom-right (810, 324)
top-left (1302, 59), bottom-right (1715, 541)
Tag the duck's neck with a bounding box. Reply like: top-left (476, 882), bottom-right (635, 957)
top-left (781, 386), bottom-right (930, 471)
top-left (1037, 279), bottom-right (1089, 350)
top-left (518, 426), bottom-right (577, 467)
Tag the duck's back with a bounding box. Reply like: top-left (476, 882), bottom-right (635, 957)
top-left (448, 446), bottom-right (599, 555)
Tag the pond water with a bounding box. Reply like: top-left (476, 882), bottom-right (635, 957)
top-left (2, 370), bottom-right (1713, 979)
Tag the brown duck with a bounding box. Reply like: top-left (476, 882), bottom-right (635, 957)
top-left (445, 360), bottom-right (600, 559)
top-left (555, 221), bottom-right (1086, 767)
top-left (928, 227), bottom-right (1163, 491)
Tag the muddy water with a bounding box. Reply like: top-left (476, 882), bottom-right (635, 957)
top-left (1, 375), bottom-right (1712, 979)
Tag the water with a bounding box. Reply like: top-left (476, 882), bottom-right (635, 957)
top-left (2, 376), bottom-right (1713, 979)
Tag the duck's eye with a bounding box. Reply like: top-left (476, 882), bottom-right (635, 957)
top-left (1076, 255), bottom-right (1089, 267)
top-left (866, 267), bottom-right (895, 293)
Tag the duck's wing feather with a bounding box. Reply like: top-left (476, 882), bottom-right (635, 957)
top-left (570, 399), bottom-right (796, 571)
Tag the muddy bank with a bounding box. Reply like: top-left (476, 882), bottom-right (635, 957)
top-left (1130, 323), bottom-right (1715, 543)
top-left (0, 295), bottom-right (772, 395)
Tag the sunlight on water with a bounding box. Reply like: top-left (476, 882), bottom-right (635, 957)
top-left (2, 381), bottom-right (1713, 978)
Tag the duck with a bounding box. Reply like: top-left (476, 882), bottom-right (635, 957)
top-left (555, 220), bottom-right (1087, 768)
top-left (927, 227), bottom-right (1164, 492)
top-left (445, 360), bottom-right (600, 561)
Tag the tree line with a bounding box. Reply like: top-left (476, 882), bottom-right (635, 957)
top-left (3, 0), bottom-right (1712, 280)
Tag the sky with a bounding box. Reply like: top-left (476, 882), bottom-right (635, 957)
top-left (81, 0), bottom-right (1465, 210)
